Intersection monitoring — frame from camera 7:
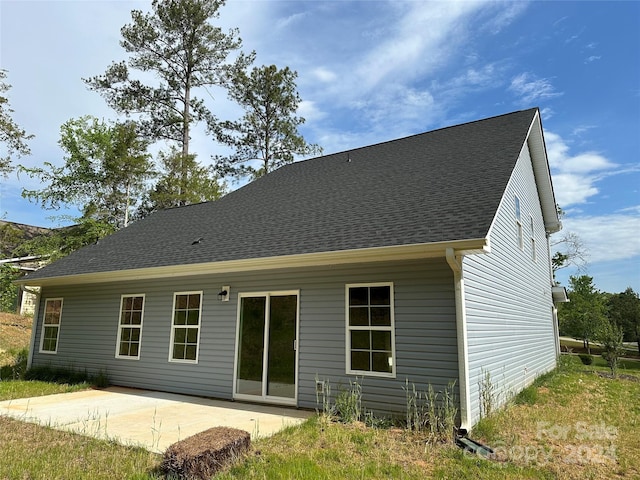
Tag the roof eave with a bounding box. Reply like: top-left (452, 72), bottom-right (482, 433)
top-left (16, 238), bottom-right (490, 287)
top-left (527, 110), bottom-right (562, 234)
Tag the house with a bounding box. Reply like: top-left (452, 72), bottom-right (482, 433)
top-left (18, 108), bottom-right (565, 429)
top-left (0, 220), bottom-right (53, 315)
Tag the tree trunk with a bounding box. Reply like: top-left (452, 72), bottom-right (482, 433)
top-left (180, 81), bottom-right (191, 206)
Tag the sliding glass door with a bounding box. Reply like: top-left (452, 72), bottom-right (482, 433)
top-left (235, 292), bottom-right (298, 404)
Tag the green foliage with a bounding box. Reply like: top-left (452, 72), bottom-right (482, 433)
top-left (478, 368), bottom-right (497, 418)
top-left (334, 379), bottom-right (363, 424)
top-left (404, 379), bottom-right (458, 443)
top-left (0, 264), bottom-right (20, 312)
top-left (20, 117), bottom-right (152, 229)
top-left (578, 353), bottom-right (594, 365)
top-left (136, 148), bottom-right (225, 216)
top-left (513, 384), bottom-right (538, 405)
top-left (558, 275), bottom-right (608, 354)
top-left (0, 69), bottom-right (33, 176)
top-left (598, 320), bottom-right (626, 377)
top-left (0, 347), bottom-right (28, 380)
top-left (25, 364), bottom-right (109, 387)
top-left (85, 0), bottom-right (252, 200)
top-left (608, 287), bottom-right (640, 355)
top-left (215, 64), bottom-right (322, 181)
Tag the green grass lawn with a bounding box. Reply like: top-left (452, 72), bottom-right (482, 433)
top-left (2, 354), bottom-right (638, 479)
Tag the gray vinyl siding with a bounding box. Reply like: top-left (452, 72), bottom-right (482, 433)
top-left (463, 141), bottom-right (557, 427)
top-left (31, 257), bottom-right (458, 416)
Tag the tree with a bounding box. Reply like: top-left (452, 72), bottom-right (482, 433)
top-left (558, 275), bottom-right (608, 354)
top-left (597, 320), bottom-right (626, 377)
top-left (136, 147), bottom-right (225, 217)
top-left (21, 116), bottom-right (153, 229)
top-left (214, 64), bottom-right (322, 181)
top-left (608, 287), bottom-right (640, 356)
top-left (550, 206), bottom-right (589, 276)
top-left (85, 0), bottom-right (252, 204)
top-left (0, 70), bottom-right (33, 176)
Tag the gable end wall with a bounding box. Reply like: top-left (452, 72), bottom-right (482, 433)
top-left (463, 142), bottom-right (557, 426)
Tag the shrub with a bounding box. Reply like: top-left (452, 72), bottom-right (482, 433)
top-left (0, 347), bottom-right (28, 380)
top-left (578, 353), bottom-right (594, 365)
top-left (25, 364), bottom-right (109, 387)
top-left (598, 321), bottom-right (626, 377)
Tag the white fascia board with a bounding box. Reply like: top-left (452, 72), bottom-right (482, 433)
top-left (17, 238), bottom-right (490, 287)
top-left (527, 111), bottom-right (561, 234)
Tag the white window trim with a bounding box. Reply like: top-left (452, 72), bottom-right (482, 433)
top-left (515, 195), bottom-right (524, 250)
top-left (39, 297), bottom-right (63, 354)
top-left (168, 290), bottom-right (203, 364)
top-left (115, 294), bottom-right (145, 360)
top-left (345, 282), bottom-right (396, 378)
top-left (529, 215), bottom-right (537, 262)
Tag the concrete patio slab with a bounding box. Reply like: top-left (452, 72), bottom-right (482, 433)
top-left (0, 387), bottom-right (313, 452)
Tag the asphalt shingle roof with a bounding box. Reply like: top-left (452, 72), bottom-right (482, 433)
top-left (24, 108), bottom-right (538, 281)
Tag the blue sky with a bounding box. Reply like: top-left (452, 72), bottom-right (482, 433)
top-left (1, 1), bottom-right (638, 293)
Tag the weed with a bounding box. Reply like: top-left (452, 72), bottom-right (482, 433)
top-left (478, 368), bottom-right (497, 418)
top-left (403, 379), bottom-right (457, 443)
top-left (334, 378), bottom-right (363, 423)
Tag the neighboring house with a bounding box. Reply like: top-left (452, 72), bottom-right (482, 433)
top-left (19, 108), bottom-right (566, 429)
top-left (0, 221), bottom-right (52, 315)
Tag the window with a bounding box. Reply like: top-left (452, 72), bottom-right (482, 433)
top-left (515, 195), bottom-right (523, 249)
top-left (529, 216), bottom-right (537, 262)
top-left (116, 295), bottom-right (145, 359)
top-left (169, 292), bottom-right (202, 363)
top-left (40, 298), bottom-right (63, 353)
top-left (346, 283), bottom-right (395, 377)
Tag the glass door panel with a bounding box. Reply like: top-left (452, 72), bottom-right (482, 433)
top-left (267, 295), bottom-right (297, 398)
top-left (235, 293), bottom-right (298, 402)
top-left (236, 297), bottom-right (266, 396)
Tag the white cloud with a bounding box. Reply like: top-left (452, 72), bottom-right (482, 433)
top-left (561, 213), bottom-right (640, 263)
top-left (585, 55), bottom-right (601, 63)
top-left (545, 131), bottom-right (617, 206)
top-left (509, 72), bottom-right (563, 105)
top-left (311, 67), bottom-right (337, 83)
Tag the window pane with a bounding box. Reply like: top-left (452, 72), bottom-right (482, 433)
top-left (372, 352), bottom-right (393, 373)
top-left (130, 343), bottom-right (139, 357)
top-left (185, 345), bottom-right (197, 360)
top-left (130, 328), bottom-right (140, 341)
top-left (371, 331), bottom-right (392, 350)
top-left (370, 307), bottom-right (391, 326)
top-left (174, 328), bottom-right (186, 343)
top-left (119, 342), bottom-right (129, 356)
top-left (186, 310), bottom-right (200, 325)
top-left (175, 295), bottom-right (188, 309)
top-left (121, 328), bottom-right (131, 341)
top-left (174, 311), bottom-right (187, 325)
top-left (370, 286), bottom-right (390, 305)
top-left (133, 296), bottom-right (143, 310)
top-left (130, 311), bottom-right (142, 325)
top-left (351, 351), bottom-right (370, 371)
top-left (173, 344), bottom-right (185, 360)
top-left (186, 328), bottom-right (198, 343)
top-left (349, 307), bottom-right (369, 326)
top-left (123, 297), bottom-right (133, 310)
top-left (188, 294), bottom-right (201, 309)
top-left (351, 330), bottom-right (370, 350)
top-left (349, 287), bottom-right (368, 306)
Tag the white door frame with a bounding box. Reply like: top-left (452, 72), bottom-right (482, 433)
top-left (232, 290), bottom-right (300, 406)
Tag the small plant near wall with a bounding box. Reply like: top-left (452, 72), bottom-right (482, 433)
top-left (478, 368), bottom-right (497, 419)
top-left (404, 379), bottom-right (457, 443)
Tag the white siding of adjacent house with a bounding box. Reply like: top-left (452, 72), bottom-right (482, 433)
top-left (30, 257), bottom-right (459, 416)
top-left (463, 140), bottom-right (557, 427)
